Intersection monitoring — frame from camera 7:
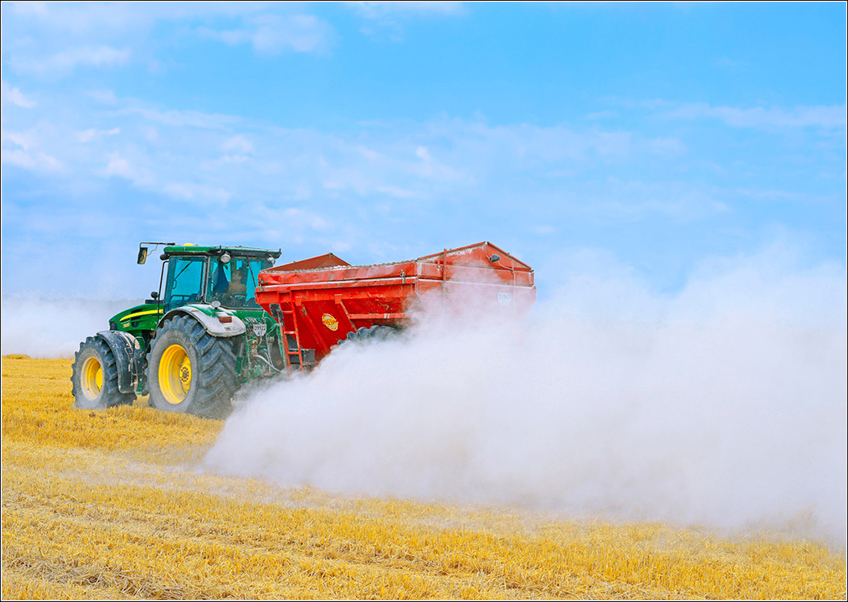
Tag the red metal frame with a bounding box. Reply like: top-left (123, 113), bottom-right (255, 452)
top-left (256, 242), bottom-right (535, 365)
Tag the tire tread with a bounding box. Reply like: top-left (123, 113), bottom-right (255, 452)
top-left (71, 336), bottom-right (135, 409)
top-left (148, 315), bottom-right (237, 418)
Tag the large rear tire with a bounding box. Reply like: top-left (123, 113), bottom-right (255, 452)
top-left (147, 314), bottom-right (237, 419)
top-left (71, 336), bottom-right (136, 409)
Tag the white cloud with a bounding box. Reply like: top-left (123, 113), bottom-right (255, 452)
top-left (584, 180), bottom-right (731, 222)
top-left (198, 14), bottom-right (337, 56)
top-left (216, 155), bottom-right (251, 165)
top-left (98, 151), bottom-right (155, 186)
top-left (88, 89), bottom-right (119, 105)
top-left (221, 135), bottom-right (254, 154)
top-left (1, 148), bottom-right (64, 172)
top-left (1, 80), bottom-right (37, 108)
top-left (2, 3), bottom-right (287, 78)
top-left (646, 136), bottom-right (686, 156)
top-left (1, 127), bottom-right (64, 172)
top-left (8, 2), bottom-right (266, 35)
top-left (163, 182), bottom-right (231, 204)
top-left (2, 130), bottom-right (37, 151)
top-left (77, 128), bottom-right (120, 143)
top-left (283, 207), bottom-right (330, 230)
top-left (586, 110), bottom-right (617, 120)
top-left (375, 184), bottom-right (420, 199)
top-left (666, 103), bottom-right (847, 130)
top-left (1, 85), bottom-right (839, 270)
top-left (351, 2), bottom-right (465, 19)
top-left (733, 187), bottom-right (839, 205)
top-left (348, 1), bottom-right (464, 40)
top-left (101, 153), bottom-right (137, 180)
top-left (0, 93), bottom-right (712, 226)
top-left (123, 107), bottom-right (241, 130)
top-left (10, 45), bottom-right (131, 77)
top-left (254, 14), bottom-right (335, 54)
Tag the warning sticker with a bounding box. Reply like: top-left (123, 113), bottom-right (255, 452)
top-left (322, 313), bottom-right (339, 331)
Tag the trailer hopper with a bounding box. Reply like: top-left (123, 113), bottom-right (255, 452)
top-left (256, 241), bottom-right (535, 368)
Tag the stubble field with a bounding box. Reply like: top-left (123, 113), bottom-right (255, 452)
top-left (1, 356), bottom-right (845, 599)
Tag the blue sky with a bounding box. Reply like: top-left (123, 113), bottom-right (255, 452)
top-left (2, 2), bottom-right (845, 300)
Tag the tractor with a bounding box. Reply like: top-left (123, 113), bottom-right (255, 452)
top-left (71, 242), bottom-right (285, 418)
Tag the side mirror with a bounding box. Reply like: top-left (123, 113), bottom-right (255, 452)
top-left (137, 246), bottom-right (149, 264)
top-left (150, 291), bottom-right (159, 300)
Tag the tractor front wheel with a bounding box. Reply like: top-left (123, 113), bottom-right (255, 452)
top-left (147, 315), bottom-right (237, 419)
top-left (71, 336), bottom-right (136, 409)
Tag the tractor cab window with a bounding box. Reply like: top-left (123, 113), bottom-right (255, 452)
top-left (165, 256), bottom-right (207, 310)
top-left (208, 256), bottom-right (267, 308)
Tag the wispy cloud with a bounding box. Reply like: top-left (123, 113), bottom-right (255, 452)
top-left (586, 110), bottom-right (618, 120)
top-left (665, 103), bottom-right (846, 130)
top-left (77, 128), bottom-right (120, 143)
top-left (1, 80), bottom-right (37, 108)
top-left (350, 2), bottom-right (465, 19)
top-left (1, 130), bottom-right (37, 152)
top-left (1, 148), bottom-right (64, 172)
top-left (7, 2), bottom-right (265, 34)
top-left (0, 88), bottom-right (707, 229)
top-left (101, 153), bottom-right (136, 181)
top-left (119, 107), bottom-right (242, 130)
top-left (3, 3), bottom-right (329, 76)
top-left (349, 1), bottom-right (465, 40)
top-left (9, 46), bottom-right (131, 77)
top-left (584, 180), bottom-right (731, 222)
top-left (197, 14), bottom-right (337, 55)
top-left (163, 182), bottom-right (231, 204)
top-left (221, 135), bottom-right (254, 154)
top-left (1, 126), bottom-right (64, 172)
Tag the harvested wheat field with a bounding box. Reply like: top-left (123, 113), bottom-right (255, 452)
top-left (1, 355), bottom-right (845, 600)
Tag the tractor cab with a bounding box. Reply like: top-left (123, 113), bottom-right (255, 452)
top-left (137, 242), bottom-right (282, 312)
top-left (157, 244), bottom-right (282, 311)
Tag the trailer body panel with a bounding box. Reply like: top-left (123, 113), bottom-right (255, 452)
top-left (256, 242), bottom-right (535, 364)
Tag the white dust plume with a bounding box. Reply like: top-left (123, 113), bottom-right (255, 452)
top-left (205, 248), bottom-right (847, 543)
top-left (1, 296), bottom-right (139, 358)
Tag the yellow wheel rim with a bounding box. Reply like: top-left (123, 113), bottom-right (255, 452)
top-left (159, 344), bottom-right (192, 405)
top-left (81, 356), bottom-right (103, 401)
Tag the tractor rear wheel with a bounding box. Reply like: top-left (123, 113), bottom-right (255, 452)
top-left (147, 314), bottom-right (237, 419)
top-left (71, 336), bottom-right (136, 409)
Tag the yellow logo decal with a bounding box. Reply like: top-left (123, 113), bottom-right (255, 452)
top-left (322, 313), bottom-right (339, 331)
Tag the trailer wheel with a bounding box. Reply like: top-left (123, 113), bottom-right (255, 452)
top-left (340, 325), bottom-right (402, 346)
top-left (147, 314), bottom-right (237, 419)
top-left (71, 336), bottom-right (136, 410)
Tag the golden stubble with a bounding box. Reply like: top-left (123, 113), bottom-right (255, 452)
top-left (2, 356), bottom-right (845, 599)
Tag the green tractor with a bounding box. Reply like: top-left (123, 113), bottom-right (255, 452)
top-left (71, 242), bottom-right (285, 418)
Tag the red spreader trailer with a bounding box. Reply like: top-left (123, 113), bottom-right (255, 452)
top-left (256, 241), bottom-right (535, 369)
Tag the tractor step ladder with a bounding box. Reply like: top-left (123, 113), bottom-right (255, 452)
top-left (279, 291), bottom-right (305, 371)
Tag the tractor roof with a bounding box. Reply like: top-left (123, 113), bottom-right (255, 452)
top-left (163, 244), bottom-right (282, 258)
